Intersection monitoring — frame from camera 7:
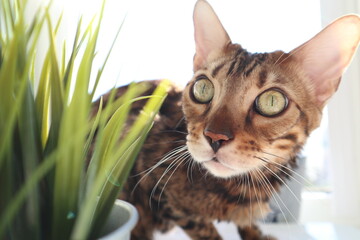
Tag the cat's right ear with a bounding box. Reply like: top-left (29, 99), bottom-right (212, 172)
top-left (291, 15), bottom-right (360, 108)
top-left (193, 0), bottom-right (231, 71)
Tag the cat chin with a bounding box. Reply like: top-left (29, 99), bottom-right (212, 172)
top-left (202, 159), bottom-right (251, 178)
top-left (187, 141), bottom-right (256, 178)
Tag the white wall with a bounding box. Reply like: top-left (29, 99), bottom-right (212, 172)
top-left (37, 0), bottom-right (322, 98)
top-left (320, 0), bottom-right (360, 227)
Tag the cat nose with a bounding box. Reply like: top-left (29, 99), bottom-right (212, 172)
top-left (204, 130), bottom-right (233, 153)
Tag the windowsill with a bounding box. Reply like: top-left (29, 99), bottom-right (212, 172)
top-left (300, 191), bottom-right (360, 227)
top-left (300, 191), bottom-right (334, 223)
top-left (154, 222), bottom-right (360, 240)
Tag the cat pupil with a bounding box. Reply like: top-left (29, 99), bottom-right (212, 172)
top-left (201, 84), bottom-right (206, 94)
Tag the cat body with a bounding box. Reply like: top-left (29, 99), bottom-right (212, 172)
top-left (96, 1), bottom-right (360, 239)
top-left (120, 80), bottom-right (285, 240)
top-left (120, 47), bottom-right (307, 239)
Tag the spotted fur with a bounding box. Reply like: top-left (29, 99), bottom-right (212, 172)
top-left (93, 1), bottom-right (360, 239)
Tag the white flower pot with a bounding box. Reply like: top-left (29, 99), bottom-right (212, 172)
top-left (99, 200), bottom-right (138, 240)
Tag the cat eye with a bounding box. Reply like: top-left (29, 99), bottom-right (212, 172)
top-left (255, 89), bottom-right (288, 117)
top-left (192, 78), bottom-right (214, 103)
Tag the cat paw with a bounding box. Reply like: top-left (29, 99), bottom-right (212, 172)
top-left (238, 225), bottom-right (277, 240)
top-left (259, 235), bottom-right (277, 240)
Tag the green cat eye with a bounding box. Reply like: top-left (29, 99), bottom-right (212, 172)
top-left (192, 78), bottom-right (214, 103)
top-left (255, 89), bottom-right (288, 116)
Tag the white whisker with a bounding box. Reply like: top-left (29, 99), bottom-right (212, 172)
top-left (254, 168), bottom-right (289, 225)
top-left (158, 155), bottom-right (190, 206)
top-left (257, 153), bottom-right (312, 187)
top-left (185, 154), bottom-right (195, 183)
top-left (235, 176), bottom-right (245, 204)
top-left (255, 168), bottom-right (295, 240)
top-left (131, 145), bottom-right (187, 194)
top-left (249, 170), bottom-right (267, 224)
top-left (149, 148), bottom-right (190, 208)
top-left (138, 145), bottom-right (187, 176)
top-left (142, 139), bottom-right (186, 146)
top-left (246, 173), bottom-right (253, 223)
top-left (257, 163), bottom-right (300, 224)
top-left (262, 163), bottom-right (301, 204)
top-left (257, 156), bottom-right (313, 192)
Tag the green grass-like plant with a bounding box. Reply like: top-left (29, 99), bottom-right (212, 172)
top-left (0, 0), bottom-right (169, 239)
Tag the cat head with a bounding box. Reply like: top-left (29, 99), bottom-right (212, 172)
top-left (183, 0), bottom-right (360, 178)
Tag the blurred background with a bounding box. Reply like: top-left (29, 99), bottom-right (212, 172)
top-left (30, 0), bottom-right (360, 233)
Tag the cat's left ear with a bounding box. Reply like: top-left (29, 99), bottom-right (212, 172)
top-left (193, 0), bottom-right (231, 71)
top-left (291, 15), bottom-right (360, 108)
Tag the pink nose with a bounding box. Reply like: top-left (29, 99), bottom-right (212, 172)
top-left (204, 131), bottom-right (230, 142)
top-left (203, 130), bottom-right (232, 153)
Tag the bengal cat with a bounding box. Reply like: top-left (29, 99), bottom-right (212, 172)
top-left (96, 1), bottom-right (360, 239)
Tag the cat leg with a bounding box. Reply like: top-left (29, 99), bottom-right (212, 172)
top-left (177, 218), bottom-right (222, 240)
top-left (237, 225), bottom-right (276, 240)
top-left (131, 221), bottom-right (154, 240)
top-left (129, 203), bottom-right (158, 240)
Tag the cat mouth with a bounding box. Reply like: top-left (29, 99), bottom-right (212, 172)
top-left (202, 157), bottom-right (237, 174)
top-left (201, 157), bottom-right (254, 178)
